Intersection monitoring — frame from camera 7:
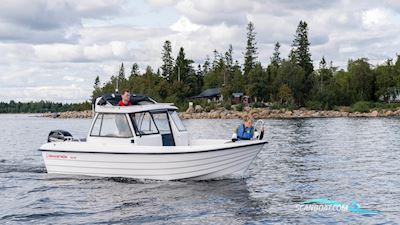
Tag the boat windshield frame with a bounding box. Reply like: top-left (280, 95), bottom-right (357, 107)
top-left (89, 113), bottom-right (134, 138)
top-left (129, 109), bottom-right (185, 137)
top-left (168, 110), bottom-right (187, 131)
top-left (129, 111), bottom-right (160, 136)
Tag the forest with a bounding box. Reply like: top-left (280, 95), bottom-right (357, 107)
top-left (0, 101), bottom-right (90, 113)
top-left (92, 20), bottom-right (400, 111)
top-left (2, 20), bottom-right (400, 113)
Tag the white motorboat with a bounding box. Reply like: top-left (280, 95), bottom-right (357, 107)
top-left (39, 93), bottom-right (267, 180)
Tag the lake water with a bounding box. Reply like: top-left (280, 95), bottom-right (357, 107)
top-left (0, 114), bottom-right (399, 224)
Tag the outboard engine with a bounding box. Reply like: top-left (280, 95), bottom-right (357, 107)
top-left (48, 130), bottom-right (73, 142)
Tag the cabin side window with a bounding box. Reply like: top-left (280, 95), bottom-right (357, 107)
top-left (130, 112), bottom-right (159, 135)
top-left (152, 112), bottom-right (171, 134)
top-left (169, 110), bottom-right (186, 131)
top-left (90, 113), bottom-right (133, 138)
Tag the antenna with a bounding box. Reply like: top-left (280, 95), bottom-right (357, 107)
top-left (178, 66), bottom-right (181, 82)
top-left (115, 76), bottom-right (119, 93)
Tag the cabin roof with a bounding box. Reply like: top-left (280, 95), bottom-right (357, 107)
top-left (193, 88), bottom-right (220, 99)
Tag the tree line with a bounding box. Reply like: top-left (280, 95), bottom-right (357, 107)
top-left (93, 20), bottom-right (400, 110)
top-left (0, 100), bottom-right (90, 113)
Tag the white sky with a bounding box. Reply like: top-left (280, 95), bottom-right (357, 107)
top-left (1, 0), bottom-right (400, 102)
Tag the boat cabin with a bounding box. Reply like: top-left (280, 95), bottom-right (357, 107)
top-left (88, 93), bottom-right (189, 146)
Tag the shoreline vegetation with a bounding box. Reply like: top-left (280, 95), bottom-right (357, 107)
top-left (88, 20), bottom-right (400, 116)
top-left (42, 104), bottom-right (400, 119)
top-left (3, 20), bottom-right (400, 117)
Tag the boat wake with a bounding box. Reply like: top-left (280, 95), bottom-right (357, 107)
top-left (0, 162), bottom-right (46, 174)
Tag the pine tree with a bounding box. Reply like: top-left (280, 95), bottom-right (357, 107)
top-left (244, 21), bottom-right (258, 76)
top-left (319, 56), bottom-right (327, 92)
top-left (196, 64), bottom-right (204, 92)
top-left (291, 21), bottom-right (313, 76)
top-left (130, 63), bottom-right (140, 77)
top-left (271, 42), bottom-right (281, 67)
top-left (290, 20), bottom-right (314, 104)
top-left (92, 75), bottom-right (102, 100)
top-left (212, 49), bottom-right (220, 70)
top-left (225, 44), bottom-right (234, 72)
top-left (161, 40), bottom-right (174, 81)
top-left (118, 62), bottom-right (125, 79)
top-left (174, 47), bottom-right (194, 83)
top-left (203, 55), bottom-right (211, 74)
top-left (94, 75), bottom-right (100, 88)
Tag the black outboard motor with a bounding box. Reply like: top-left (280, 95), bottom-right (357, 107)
top-left (48, 130), bottom-right (73, 142)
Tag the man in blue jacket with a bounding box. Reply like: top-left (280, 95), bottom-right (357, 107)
top-left (236, 115), bottom-right (254, 140)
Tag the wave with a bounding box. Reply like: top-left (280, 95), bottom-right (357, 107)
top-left (0, 163), bottom-right (46, 174)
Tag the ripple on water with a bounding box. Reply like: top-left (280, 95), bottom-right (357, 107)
top-left (0, 115), bottom-right (399, 224)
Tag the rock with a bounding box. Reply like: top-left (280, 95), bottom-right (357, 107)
top-left (186, 105), bottom-right (194, 113)
top-left (312, 112), bottom-right (320, 117)
top-left (371, 110), bottom-right (378, 117)
top-left (285, 110), bottom-right (292, 116)
top-left (194, 105), bottom-right (203, 113)
top-left (220, 111), bottom-right (227, 119)
top-left (385, 110), bottom-right (393, 117)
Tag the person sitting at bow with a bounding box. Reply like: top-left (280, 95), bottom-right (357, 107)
top-left (236, 115), bottom-right (254, 140)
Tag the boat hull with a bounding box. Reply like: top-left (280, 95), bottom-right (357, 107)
top-left (40, 141), bottom-right (266, 180)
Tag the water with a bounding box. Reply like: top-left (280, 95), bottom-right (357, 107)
top-left (0, 114), bottom-right (399, 224)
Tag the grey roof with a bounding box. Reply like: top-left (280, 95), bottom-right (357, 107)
top-left (193, 88), bottom-right (220, 98)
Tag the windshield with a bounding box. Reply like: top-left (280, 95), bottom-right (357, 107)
top-left (169, 111), bottom-right (186, 131)
top-left (152, 112), bottom-right (171, 134)
top-left (91, 113), bottom-right (133, 138)
top-left (130, 112), bottom-right (158, 135)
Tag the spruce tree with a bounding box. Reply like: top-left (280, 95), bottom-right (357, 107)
top-left (174, 47), bottom-right (194, 83)
top-left (318, 56), bottom-right (327, 92)
top-left (203, 56), bottom-right (211, 74)
top-left (290, 20), bottom-right (314, 104)
top-left (161, 40), bottom-right (174, 81)
top-left (130, 63), bottom-right (140, 77)
top-left (244, 21), bottom-right (258, 76)
top-left (225, 44), bottom-right (234, 72)
top-left (118, 62), bottom-right (125, 79)
top-left (94, 75), bottom-right (100, 88)
top-left (292, 21), bottom-right (313, 76)
top-left (92, 75), bottom-right (102, 100)
top-left (212, 49), bottom-right (220, 70)
top-left (271, 42), bottom-right (281, 67)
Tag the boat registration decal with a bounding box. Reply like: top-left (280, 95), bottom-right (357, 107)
top-left (46, 153), bottom-right (76, 160)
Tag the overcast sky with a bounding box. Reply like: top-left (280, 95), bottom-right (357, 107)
top-left (1, 0), bottom-right (400, 102)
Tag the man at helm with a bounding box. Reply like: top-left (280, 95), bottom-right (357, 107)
top-left (118, 89), bottom-right (133, 106)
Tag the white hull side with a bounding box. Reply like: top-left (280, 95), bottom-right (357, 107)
top-left (41, 143), bottom-right (265, 180)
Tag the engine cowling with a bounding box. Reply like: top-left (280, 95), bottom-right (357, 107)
top-left (48, 130), bottom-right (73, 142)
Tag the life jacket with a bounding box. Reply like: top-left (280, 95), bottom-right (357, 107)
top-left (236, 124), bottom-right (254, 140)
top-left (118, 100), bottom-right (132, 106)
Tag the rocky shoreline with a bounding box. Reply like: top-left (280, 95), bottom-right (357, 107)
top-left (42, 110), bottom-right (92, 119)
top-left (42, 107), bottom-right (400, 119)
